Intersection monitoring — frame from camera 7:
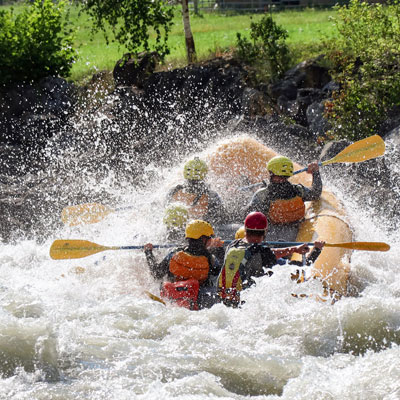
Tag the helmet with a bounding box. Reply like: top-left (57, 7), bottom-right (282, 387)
top-left (267, 156), bottom-right (294, 177)
top-left (235, 226), bottom-right (246, 239)
top-left (244, 212), bottom-right (268, 231)
top-left (183, 157), bottom-right (208, 181)
top-left (185, 219), bottom-right (214, 239)
top-left (163, 204), bottom-right (189, 228)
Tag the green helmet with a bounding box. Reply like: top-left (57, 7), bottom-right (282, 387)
top-left (163, 204), bottom-right (189, 228)
top-left (267, 156), bottom-right (294, 177)
top-left (183, 157), bottom-right (208, 181)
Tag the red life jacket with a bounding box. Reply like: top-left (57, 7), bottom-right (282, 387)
top-left (169, 250), bottom-right (210, 283)
top-left (160, 279), bottom-right (200, 310)
top-left (268, 196), bottom-right (305, 224)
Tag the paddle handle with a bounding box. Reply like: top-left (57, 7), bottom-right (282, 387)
top-left (124, 241), bottom-right (389, 251)
top-left (120, 244), bottom-right (178, 250)
top-left (238, 180), bottom-right (266, 192)
top-left (293, 161), bottom-right (323, 175)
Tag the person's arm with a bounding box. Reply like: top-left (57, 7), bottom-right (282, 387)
top-left (165, 185), bottom-right (183, 204)
top-left (300, 163), bottom-right (322, 201)
top-left (207, 191), bottom-right (229, 224)
top-left (272, 243), bottom-right (310, 260)
top-left (243, 188), bottom-right (269, 218)
top-left (305, 240), bottom-right (325, 265)
top-left (143, 244), bottom-right (171, 280)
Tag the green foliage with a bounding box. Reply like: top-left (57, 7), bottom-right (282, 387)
top-left (0, 0), bottom-right (75, 84)
top-left (235, 14), bottom-right (291, 82)
top-left (81, 0), bottom-right (174, 61)
top-left (326, 0), bottom-right (400, 140)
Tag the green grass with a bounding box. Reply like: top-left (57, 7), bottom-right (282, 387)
top-left (70, 7), bottom-right (338, 81)
top-left (1, 3), bottom-right (338, 82)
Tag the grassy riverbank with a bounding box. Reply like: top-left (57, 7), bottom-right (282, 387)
top-left (70, 7), bottom-right (338, 81)
top-left (1, 3), bottom-right (338, 82)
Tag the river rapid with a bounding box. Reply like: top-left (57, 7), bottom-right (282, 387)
top-left (1, 132), bottom-right (400, 400)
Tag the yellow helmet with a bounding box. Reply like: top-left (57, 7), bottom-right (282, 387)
top-left (267, 156), bottom-right (294, 177)
top-left (185, 219), bottom-right (214, 239)
top-left (235, 226), bottom-right (246, 240)
top-left (163, 204), bottom-right (189, 228)
top-left (183, 157), bottom-right (208, 181)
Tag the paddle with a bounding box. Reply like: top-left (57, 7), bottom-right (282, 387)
top-left (144, 291), bottom-right (166, 305)
top-left (239, 134), bottom-right (386, 191)
top-left (50, 239), bottom-right (177, 260)
top-left (293, 134), bottom-right (385, 175)
top-left (61, 203), bottom-right (134, 226)
top-left (49, 239), bottom-right (390, 260)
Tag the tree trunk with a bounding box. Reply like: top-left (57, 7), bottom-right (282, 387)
top-left (181, 0), bottom-right (196, 64)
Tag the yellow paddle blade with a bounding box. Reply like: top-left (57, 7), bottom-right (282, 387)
top-left (50, 239), bottom-right (118, 260)
top-left (325, 242), bottom-right (390, 252)
top-left (322, 135), bottom-right (385, 166)
top-left (61, 203), bottom-right (113, 226)
top-left (144, 291), bottom-right (166, 305)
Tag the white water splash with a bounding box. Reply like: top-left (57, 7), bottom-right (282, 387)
top-left (1, 134), bottom-right (399, 400)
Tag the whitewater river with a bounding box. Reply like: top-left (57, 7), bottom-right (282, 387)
top-left (1, 134), bottom-right (399, 399)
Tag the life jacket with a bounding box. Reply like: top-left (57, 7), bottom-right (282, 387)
top-left (171, 189), bottom-right (209, 219)
top-left (217, 245), bottom-right (251, 307)
top-left (160, 279), bottom-right (200, 310)
top-left (268, 196), bottom-right (305, 224)
top-left (169, 250), bottom-right (210, 283)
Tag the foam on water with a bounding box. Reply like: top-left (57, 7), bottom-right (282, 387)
top-left (1, 134), bottom-right (399, 399)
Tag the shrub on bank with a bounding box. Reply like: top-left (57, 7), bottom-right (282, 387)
top-left (326, 0), bottom-right (400, 140)
top-left (0, 0), bottom-right (75, 85)
top-left (235, 14), bottom-right (291, 83)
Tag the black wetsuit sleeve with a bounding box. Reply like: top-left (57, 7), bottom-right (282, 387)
top-left (300, 171), bottom-right (323, 202)
top-left (243, 188), bottom-right (269, 219)
top-left (207, 190), bottom-right (229, 224)
top-left (209, 247), bottom-right (225, 276)
top-left (144, 249), bottom-right (173, 280)
top-left (262, 247), bottom-right (278, 269)
top-left (166, 185), bottom-right (184, 204)
top-left (305, 247), bottom-right (322, 265)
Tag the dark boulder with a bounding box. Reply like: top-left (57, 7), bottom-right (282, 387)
top-left (113, 52), bottom-right (161, 88)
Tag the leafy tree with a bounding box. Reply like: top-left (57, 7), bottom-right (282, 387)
top-left (182, 0), bottom-right (196, 63)
top-left (81, 0), bottom-right (174, 61)
top-left (236, 14), bottom-right (291, 82)
top-left (0, 0), bottom-right (75, 84)
top-left (326, 0), bottom-right (400, 140)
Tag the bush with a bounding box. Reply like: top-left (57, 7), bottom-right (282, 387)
top-left (0, 0), bottom-right (76, 85)
top-left (235, 14), bottom-right (291, 82)
top-left (326, 0), bottom-right (400, 140)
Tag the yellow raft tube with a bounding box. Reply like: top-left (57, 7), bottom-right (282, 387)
top-left (207, 136), bottom-right (353, 299)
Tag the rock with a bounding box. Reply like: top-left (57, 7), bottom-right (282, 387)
top-left (307, 100), bottom-right (332, 135)
top-left (284, 56), bottom-right (331, 89)
top-left (268, 79), bottom-right (297, 101)
top-left (113, 52), bottom-right (161, 88)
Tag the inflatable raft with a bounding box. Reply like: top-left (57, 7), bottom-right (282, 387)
top-left (207, 137), bottom-right (353, 299)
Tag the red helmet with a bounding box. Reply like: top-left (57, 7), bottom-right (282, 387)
top-left (244, 212), bottom-right (268, 231)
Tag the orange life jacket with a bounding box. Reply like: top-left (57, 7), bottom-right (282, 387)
top-left (268, 196), bottom-right (305, 224)
top-left (171, 190), bottom-right (209, 219)
top-left (169, 250), bottom-right (210, 283)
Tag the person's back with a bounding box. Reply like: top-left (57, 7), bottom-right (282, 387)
top-left (245, 156), bottom-right (322, 241)
top-left (167, 157), bottom-right (228, 225)
top-left (144, 219), bottom-right (224, 309)
top-left (218, 212), bottom-right (311, 307)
